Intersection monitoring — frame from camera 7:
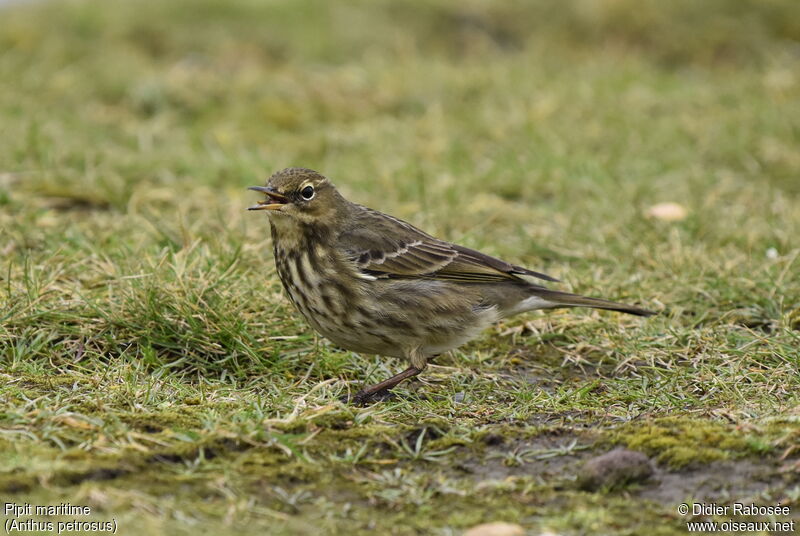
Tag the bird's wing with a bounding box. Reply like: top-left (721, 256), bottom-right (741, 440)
top-left (337, 207), bottom-right (558, 284)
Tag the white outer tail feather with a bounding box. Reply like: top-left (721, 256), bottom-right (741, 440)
top-left (506, 295), bottom-right (560, 316)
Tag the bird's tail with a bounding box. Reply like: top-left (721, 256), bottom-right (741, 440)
top-left (534, 289), bottom-right (655, 317)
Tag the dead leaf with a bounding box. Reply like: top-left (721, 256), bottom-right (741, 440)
top-left (464, 522), bottom-right (525, 536)
top-left (645, 202), bottom-right (687, 222)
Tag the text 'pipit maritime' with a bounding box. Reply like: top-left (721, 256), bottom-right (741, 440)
top-left (249, 168), bottom-right (654, 404)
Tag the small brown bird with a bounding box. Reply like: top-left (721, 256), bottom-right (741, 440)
top-left (249, 168), bottom-right (654, 404)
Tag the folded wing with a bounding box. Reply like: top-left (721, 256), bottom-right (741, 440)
top-left (338, 206), bottom-right (558, 285)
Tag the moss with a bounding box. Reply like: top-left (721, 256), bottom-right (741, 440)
top-left (290, 409), bottom-right (354, 431)
top-left (237, 449), bottom-right (290, 468)
top-left (315, 424), bottom-right (401, 442)
top-left (611, 417), bottom-right (753, 469)
top-left (116, 409), bottom-right (204, 432)
top-left (0, 476), bottom-right (34, 494)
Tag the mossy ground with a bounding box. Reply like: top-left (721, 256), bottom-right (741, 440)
top-left (1, 0), bottom-right (799, 534)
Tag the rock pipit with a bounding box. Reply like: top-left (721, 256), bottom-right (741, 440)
top-left (249, 168), bottom-right (654, 404)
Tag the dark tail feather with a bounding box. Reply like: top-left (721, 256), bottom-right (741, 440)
top-left (536, 289), bottom-right (656, 317)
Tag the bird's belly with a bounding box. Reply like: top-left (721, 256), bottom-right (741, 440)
top-left (275, 249), bottom-right (500, 358)
top-left (281, 288), bottom-right (403, 357)
top-left (418, 303), bottom-right (500, 356)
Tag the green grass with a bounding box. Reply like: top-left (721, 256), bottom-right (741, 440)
top-left (1, 0), bottom-right (799, 534)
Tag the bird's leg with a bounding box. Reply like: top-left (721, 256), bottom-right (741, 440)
top-left (345, 366), bottom-right (423, 405)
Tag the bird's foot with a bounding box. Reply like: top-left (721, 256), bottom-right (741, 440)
top-left (339, 366), bottom-right (423, 405)
top-left (339, 388), bottom-right (397, 406)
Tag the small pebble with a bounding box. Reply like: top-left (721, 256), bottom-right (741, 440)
top-left (578, 448), bottom-right (654, 491)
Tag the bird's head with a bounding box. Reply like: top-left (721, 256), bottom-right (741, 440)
top-left (248, 167), bottom-right (346, 225)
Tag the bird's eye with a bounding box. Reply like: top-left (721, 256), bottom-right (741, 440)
top-left (301, 185), bottom-right (315, 200)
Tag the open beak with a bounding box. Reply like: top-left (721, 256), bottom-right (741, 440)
top-left (247, 186), bottom-right (289, 211)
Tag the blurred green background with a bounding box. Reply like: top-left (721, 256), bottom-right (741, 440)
top-left (1, 1), bottom-right (799, 535)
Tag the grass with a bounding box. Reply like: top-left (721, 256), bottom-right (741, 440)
top-left (1, 0), bottom-right (799, 534)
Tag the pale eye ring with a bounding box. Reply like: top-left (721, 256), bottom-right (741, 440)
top-left (301, 185), bottom-right (315, 200)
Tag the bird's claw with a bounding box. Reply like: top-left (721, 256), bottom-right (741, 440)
top-left (339, 389), bottom-right (397, 406)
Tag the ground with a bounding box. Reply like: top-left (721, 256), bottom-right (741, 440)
top-left (1, 0), bottom-right (799, 534)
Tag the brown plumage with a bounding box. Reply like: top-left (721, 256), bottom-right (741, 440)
top-left (249, 167), bottom-right (654, 404)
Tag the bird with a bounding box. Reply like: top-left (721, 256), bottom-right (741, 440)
top-left (248, 167), bottom-right (654, 404)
